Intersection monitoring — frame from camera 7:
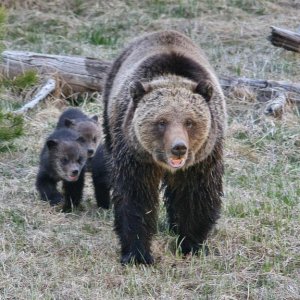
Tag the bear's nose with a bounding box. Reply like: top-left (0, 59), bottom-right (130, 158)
top-left (171, 141), bottom-right (187, 157)
top-left (88, 149), bottom-right (94, 156)
top-left (72, 169), bottom-right (79, 176)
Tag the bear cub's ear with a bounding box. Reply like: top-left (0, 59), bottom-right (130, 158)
top-left (129, 81), bottom-right (149, 105)
top-left (64, 118), bottom-right (75, 128)
top-left (91, 115), bottom-right (98, 123)
top-left (194, 80), bottom-right (213, 102)
top-left (47, 139), bottom-right (59, 149)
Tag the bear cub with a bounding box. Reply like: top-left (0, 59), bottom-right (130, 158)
top-left (56, 107), bottom-right (110, 209)
top-left (56, 107), bottom-right (101, 160)
top-left (36, 127), bottom-right (87, 211)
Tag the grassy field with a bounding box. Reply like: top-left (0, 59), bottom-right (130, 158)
top-left (0, 0), bottom-right (300, 299)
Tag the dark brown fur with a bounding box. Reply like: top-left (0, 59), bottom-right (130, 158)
top-left (103, 30), bottom-right (226, 264)
top-left (56, 108), bottom-right (110, 209)
top-left (36, 128), bottom-right (87, 211)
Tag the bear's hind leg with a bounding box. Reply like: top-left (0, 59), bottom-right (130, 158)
top-left (92, 166), bottom-right (110, 209)
top-left (91, 144), bottom-right (111, 209)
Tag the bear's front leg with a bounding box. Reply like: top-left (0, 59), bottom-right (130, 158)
top-left (36, 171), bottom-right (62, 205)
top-left (112, 159), bottom-right (161, 265)
top-left (62, 169), bottom-right (85, 212)
top-left (164, 153), bottom-right (224, 255)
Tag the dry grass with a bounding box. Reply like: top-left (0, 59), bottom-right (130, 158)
top-left (1, 1), bottom-right (300, 299)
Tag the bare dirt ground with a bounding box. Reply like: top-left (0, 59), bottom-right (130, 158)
top-left (0, 1), bottom-right (299, 299)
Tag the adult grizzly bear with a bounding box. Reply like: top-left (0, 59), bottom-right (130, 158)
top-left (103, 30), bottom-right (226, 265)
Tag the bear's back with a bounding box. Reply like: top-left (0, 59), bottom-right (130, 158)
top-left (108, 31), bottom-right (218, 101)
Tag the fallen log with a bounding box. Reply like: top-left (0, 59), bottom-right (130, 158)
top-left (219, 76), bottom-right (300, 95)
top-left (2, 50), bottom-right (300, 96)
top-left (1, 50), bottom-right (299, 116)
top-left (0, 50), bottom-right (111, 94)
top-left (268, 26), bottom-right (300, 53)
top-left (13, 78), bottom-right (56, 114)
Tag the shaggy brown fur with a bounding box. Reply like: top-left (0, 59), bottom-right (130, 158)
top-left (103, 30), bottom-right (226, 264)
top-left (56, 108), bottom-right (110, 209)
top-left (36, 128), bottom-right (87, 212)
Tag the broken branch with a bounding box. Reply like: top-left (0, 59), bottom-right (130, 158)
top-left (264, 91), bottom-right (287, 118)
top-left (13, 78), bottom-right (56, 114)
top-left (268, 26), bottom-right (300, 53)
top-left (1, 50), bottom-right (299, 117)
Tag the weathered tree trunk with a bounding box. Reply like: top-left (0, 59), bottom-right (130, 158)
top-left (268, 26), bottom-right (300, 53)
top-left (1, 50), bottom-right (299, 116)
top-left (2, 50), bottom-right (300, 97)
top-left (220, 76), bottom-right (300, 97)
top-left (0, 50), bottom-right (111, 93)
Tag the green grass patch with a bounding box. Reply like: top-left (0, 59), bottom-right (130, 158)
top-left (146, 0), bottom-right (200, 19)
top-left (226, 0), bottom-right (267, 15)
top-left (12, 70), bottom-right (38, 91)
top-left (0, 110), bottom-right (23, 141)
top-left (0, 5), bottom-right (6, 53)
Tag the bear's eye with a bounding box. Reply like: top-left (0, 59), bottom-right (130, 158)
top-left (93, 137), bottom-right (97, 143)
top-left (77, 156), bottom-right (83, 164)
top-left (77, 136), bottom-right (86, 144)
top-left (61, 157), bottom-right (69, 165)
top-left (157, 119), bottom-right (167, 130)
top-left (185, 119), bottom-right (194, 129)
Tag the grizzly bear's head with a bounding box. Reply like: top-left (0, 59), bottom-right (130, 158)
top-left (129, 77), bottom-right (213, 172)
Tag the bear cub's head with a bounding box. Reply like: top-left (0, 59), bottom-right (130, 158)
top-left (64, 116), bottom-right (100, 158)
top-left (47, 138), bottom-right (87, 182)
top-left (130, 78), bottom-right (213, 172)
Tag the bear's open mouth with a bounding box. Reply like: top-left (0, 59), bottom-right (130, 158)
top-left (168, 157), bottom-right (186, 168)
top-left (68, 175), bottom-right (79, 181)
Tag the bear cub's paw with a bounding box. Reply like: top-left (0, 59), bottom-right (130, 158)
top-left (49, 193), bottom-right (63, 206)
top-left (121, 251), bottom-right (154, 265)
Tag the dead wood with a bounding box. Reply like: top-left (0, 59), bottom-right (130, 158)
top-left (13, 78), bottom-right (56, 114)
top-left (268, 26), bottom-right (300, 53)
top-left (0, 50), bottom-right (111, 94)
top-left (264, 91), bottom-right (287, 119)
top-left (1, 50), bottom-right (299, 116)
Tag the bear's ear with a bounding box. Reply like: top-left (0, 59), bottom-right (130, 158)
top-left (129, 81), bottom-right (149, 105)
top-left (47, 139), bottom-right (59, 149)
top-left (91, 115), bottom-right (98, 123)
top-left (64, 118), bottom-right (75, 128)
top-left (194, 81), bottom-right (213, 102)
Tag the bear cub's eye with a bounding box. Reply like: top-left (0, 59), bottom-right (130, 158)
top-left (61, 157), bottom-right (69, 165)
top-left (185, 119), bottom-right (194, 128)
top-left (77, 156), bottom-right (83, 164)
top-left (157, 119), bottom-right (167, 130)
top-left (93, 137), bottom-right (97, 143)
